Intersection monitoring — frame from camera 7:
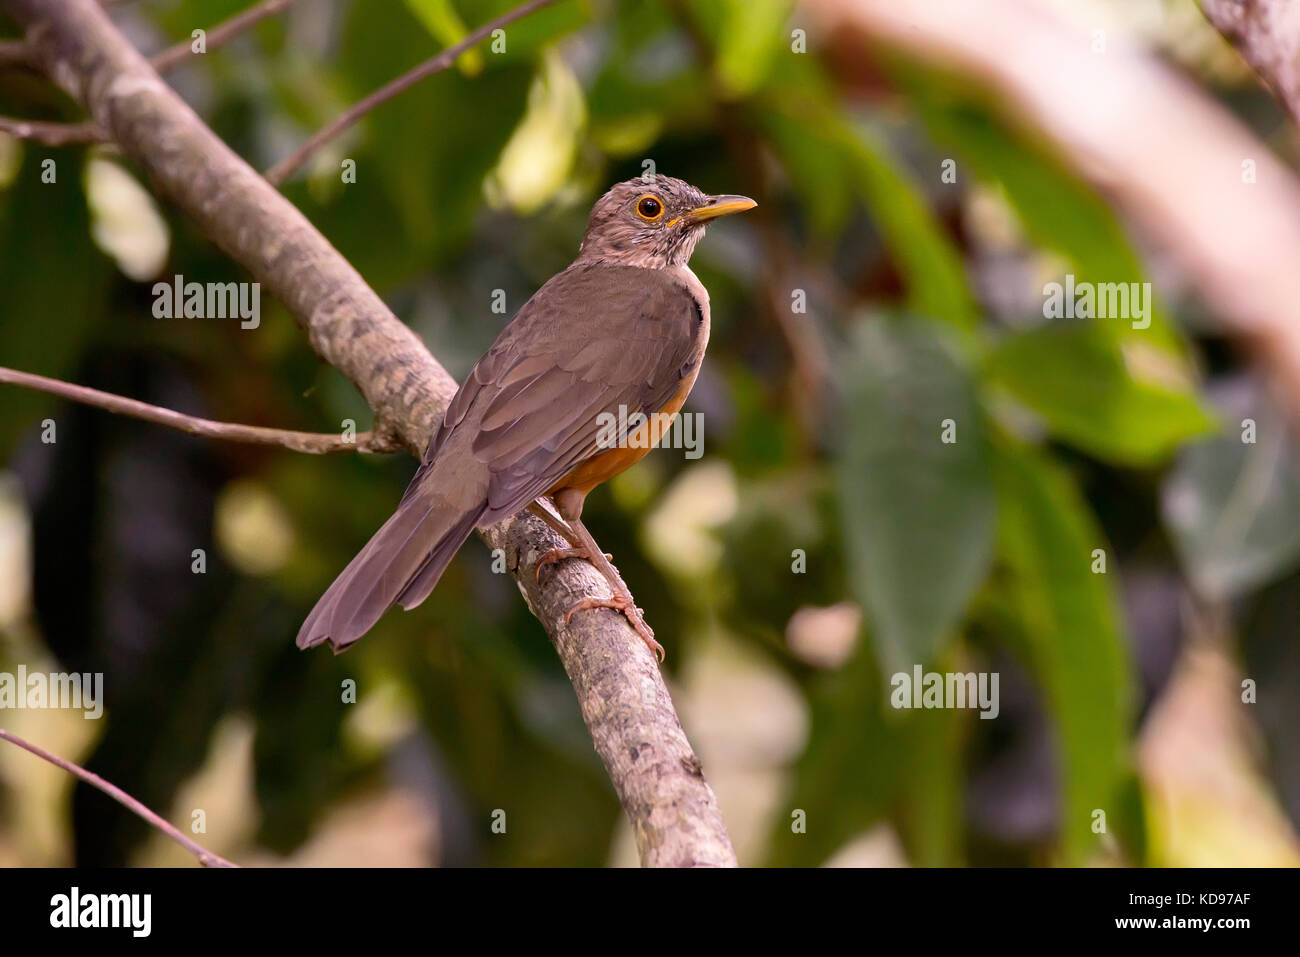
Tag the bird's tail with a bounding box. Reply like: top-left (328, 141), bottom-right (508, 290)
top-left (296, 467), bottom-right (484, 653)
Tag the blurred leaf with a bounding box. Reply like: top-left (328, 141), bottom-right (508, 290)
top-left (762, 94), bottom-right (977, 328)
top-left (838, 119), bottom-right (978, 330)
top-left (766, 651), bottom-right (908, 866)
top-left (717, 469), bottom-right (843, 649)
top-left (1241, 569), bottom-right (1300, 832)
top-left (994, 440), bottom-right (1133, 863)
top-left (453, 0), bottom-right (589, 63)
top-left (916, 97), bottom-right (1185, 355)
top-left (0, 148), bottom-right (111, 455)
top-left (337, 1), bottom-right (535, 258)
top-left (897, 676), bottom-right (965, 865)
top-left (687, 0), bottom-right (792, 98)
top-left (484, 50), bottom-right (586, 213)
top-left (987, 324), bottom-right (1217, 466)
top-left (588, 113), bottom-right (663, 156)
top-left (758, 106), bottom-right (854, 238)
top-left (404, 0), bottom-right (484, 75)
top-left (585, 2), bottom-right (711, 127)
top-left (836, 316), bottom-right (996, 674)
top-left (1162, 376), bottom-right (1300, 598)
top-left (770, 647), bottom-right (967, 867)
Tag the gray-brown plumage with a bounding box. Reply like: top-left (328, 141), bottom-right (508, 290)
top-left (297, 176), bottom-right (755, 655)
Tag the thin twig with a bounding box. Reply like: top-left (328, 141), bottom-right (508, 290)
top-left (0, 728), bottom-right (239, 868)
top-left (0, 366), bottom-right (401, 454)
top-left (0, 115), bottom-right (102, 144)
top-left (150, 0), bottom-right (298, 75)
top-left (263, 0), bottom-right (560, 185)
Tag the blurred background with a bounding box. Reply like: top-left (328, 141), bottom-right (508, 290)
top-left (1, 0), bottom-right (1298, 867)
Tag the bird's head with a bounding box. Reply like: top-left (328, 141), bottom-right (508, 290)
top-left (578, 176), bottom-right (756, 269)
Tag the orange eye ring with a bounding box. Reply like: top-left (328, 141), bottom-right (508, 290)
top-left (635, 195), bottom-right (664, 221)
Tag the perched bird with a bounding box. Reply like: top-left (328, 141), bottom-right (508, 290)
top-left (297, 176), bottom-right (756, 659)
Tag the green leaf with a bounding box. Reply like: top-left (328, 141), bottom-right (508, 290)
top-left (763, 101), bottom-right (978, 329)
top-left (454, 0), bottom-right (588, 63)
top-left (994, 440), bottom-right (1134, 863)
top-left (896, 663), bottom-right (965, 865)
top-left (839, 119), bottom-right (978, 330)
top-left (403, 0), bottom-right (484, 74)
top-left (768, 646), bottom-right (966, 867)
top-left (337, 0), bottom-right (535, 259)
top-left (0, 150), bottom-right (111, 455)
top-left (1162, 377), bottom-right (1300, 598)
top-left (688, 0), bottom-right (792, 98)
top-left (757, 105), bottom-right (855, 237)
top-left (836, 316), bottom-right (996, 674)
top-left (986, 324), bottom-right (1218, 466)
top-left (484, 50), bottom-right (586, 214)
top-left (915, 96), bottom-right (1185, 355)
top-left (766, 652), bottom-right (909, 867)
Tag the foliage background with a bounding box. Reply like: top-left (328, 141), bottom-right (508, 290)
top-left (0, 0), bottom-right (1296, 866)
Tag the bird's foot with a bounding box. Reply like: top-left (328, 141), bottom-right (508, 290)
top-left (534, 546), bottom-right (612, 582)
top-left (564, 593), bottom-right (664, 662)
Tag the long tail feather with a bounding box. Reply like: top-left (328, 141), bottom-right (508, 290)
top-left (296, 481), bottom-right (484, 653)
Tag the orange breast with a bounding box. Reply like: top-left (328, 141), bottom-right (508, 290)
top-left (548, 373), bottom-right (696, 497)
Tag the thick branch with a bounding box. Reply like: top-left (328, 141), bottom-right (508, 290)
top-left (0, 729), bottom-right (238, 867)
top-left (263, 0), bottom-right (559, 185)
top-left (1200, 0), bottom-right (1300, 123)
top-left (0, 365), bottom-right (400, 453)
top-left (3, 0), bottom-right (735, 867)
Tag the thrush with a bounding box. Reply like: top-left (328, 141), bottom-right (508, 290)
top-left (297, 176), bottom-right (756, 660)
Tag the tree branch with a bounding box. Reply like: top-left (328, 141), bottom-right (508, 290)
top-left (0, 115), bottom-right (101, 144)
top-left (2, 0), bottom-right (735, 867)
top-left (1200, 0), bottom-right (1300, 124)
top-left (0, 729), bottom-right (238, 867)
top-left (263, 0), bottom-right (560, 186)
top-left (150, 0), bottom-right (298, 75)
top-left (0, 365), bottom-right (401, 454)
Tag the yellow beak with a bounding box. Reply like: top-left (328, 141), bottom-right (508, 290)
top-left (676, 194), bottom-right (757, 227)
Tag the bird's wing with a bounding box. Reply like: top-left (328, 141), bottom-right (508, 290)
top-left (433, 261), bottom-right (704, 524)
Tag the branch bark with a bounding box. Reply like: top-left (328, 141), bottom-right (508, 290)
top-left (1200, 0), bottom-right (1300, 123)
top-left (2, 0), bottom-right (735, 867)
top-left (0, 729), bottom-right (238, 867)
top-left (0, 365), bottom-right (401, 453)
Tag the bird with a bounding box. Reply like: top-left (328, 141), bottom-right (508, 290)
top-left (296, 176), bottom-right (756, 660)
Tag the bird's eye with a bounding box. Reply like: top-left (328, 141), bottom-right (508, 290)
top-left (636, 195), bottom-right (664, 220)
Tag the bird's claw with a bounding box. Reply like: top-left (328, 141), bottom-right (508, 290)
top-left (534, 546), bottom-right (613, 582)
top-left (564, 593), bottom-right (664, 662)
